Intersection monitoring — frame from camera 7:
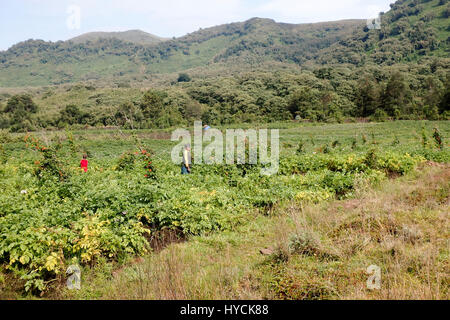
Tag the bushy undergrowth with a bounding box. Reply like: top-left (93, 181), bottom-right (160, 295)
top-left (0, 132), bottom-right (445, 293)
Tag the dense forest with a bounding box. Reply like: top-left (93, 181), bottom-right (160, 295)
top-left (1, 65), bottom-right (448, 132)
top-left (0, 0), bottom-right (449, 131)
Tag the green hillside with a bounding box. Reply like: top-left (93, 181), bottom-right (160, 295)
top-left (0, 18), bottom-right (365, 87)
top-left (69, 30), bottom-right (168, 46)
top-left (0, 0), bottom-right (448, 88)
top-left (317, 0), bottom-right (450, 65)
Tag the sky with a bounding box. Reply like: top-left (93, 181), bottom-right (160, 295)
top-left (0, 0), bottom-right (394, 51)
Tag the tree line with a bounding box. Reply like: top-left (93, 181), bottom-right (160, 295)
top-left (0, 66), bottom-right (448, 132)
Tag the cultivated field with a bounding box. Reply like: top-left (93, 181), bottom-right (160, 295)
top-left (0, 120), bottom-right (448, 299)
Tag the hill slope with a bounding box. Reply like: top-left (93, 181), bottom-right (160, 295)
top-left (0, 0), bottom-right (448, 87)
top-left (69, 30), bottom-right (168, 45)
top-left (0, 18), bottom-right (365, 87)
top-left (316, 0), bottom-right (450, 66)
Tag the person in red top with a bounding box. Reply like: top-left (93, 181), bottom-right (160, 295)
top-left (80, 154), bottom-right (88, 172)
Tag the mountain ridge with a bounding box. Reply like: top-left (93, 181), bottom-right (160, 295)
top-left (68, 29), bottom-right (168, 45)
top-left (0, 17), bottom-right (366, 87)
top-left (0, 0), bottom-right (448, 88)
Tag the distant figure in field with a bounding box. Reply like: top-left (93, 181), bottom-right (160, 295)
top-left (181, 144), bottom-right (191, 174)
top-left (80, 154), bottom-right (88, 172)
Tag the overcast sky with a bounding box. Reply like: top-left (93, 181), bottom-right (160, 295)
top-left (0, 0), bottom-right (393, 51)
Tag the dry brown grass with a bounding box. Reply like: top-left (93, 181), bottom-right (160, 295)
top-left (263, 164), bottom-right (449, 300)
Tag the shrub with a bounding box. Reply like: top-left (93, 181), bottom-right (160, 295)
top-left (296, 141), bottom-right (305, 154)
top-left (432, 127), bottom-right (443, 150)
top-left (372, 109), bottom-right (389, 122)
top-left (177, 73), bottom-right (191, 82)
top-left (116, 151), bottom-right (137, 171)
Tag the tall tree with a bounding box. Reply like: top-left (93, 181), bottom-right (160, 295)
top-left (5, 94), bottom-right (38, 131)
top-left (139, 90), bottom-right (167, 120)
top-left (355, 76), bottom-right (379, 117)
top-left (5, 94), bottom-right (38, 114)
top-left (59, 104), bottom-right (83, 125)
top-left (381, 72), bottom-right (411, 117)
top-left (288, 87), bottom-right (321, 120)
top-left (439, 74), bottom-right (450, 114)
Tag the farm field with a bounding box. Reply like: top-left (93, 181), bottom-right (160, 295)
top-left (0, 120), bottom-right (449, 299)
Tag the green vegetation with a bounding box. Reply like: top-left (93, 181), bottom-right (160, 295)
top-left (0, 0), bottom-right (449, 300)
top-left (321, 0), bottom-right (450, 63)
top-left (1, 0), bottom-right (449, 88)
top-left (177, 73), bottom-right (191, 83)
top-left (1, 66), bottom-right (449, 132)
top-left (0, 0), bottom-right (448, 133)
top-left (0, 121), bottom-right (448, 297)
top-left (0, 17), bottom-right (365, 87)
